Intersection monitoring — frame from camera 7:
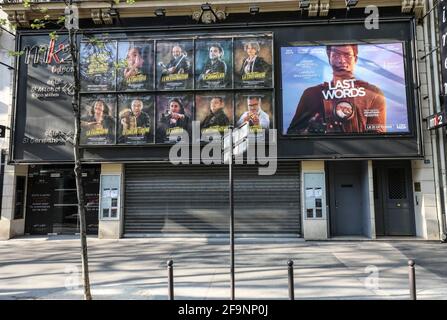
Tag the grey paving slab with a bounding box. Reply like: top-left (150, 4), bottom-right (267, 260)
top-left (0, 237), bottom-right (446, 300)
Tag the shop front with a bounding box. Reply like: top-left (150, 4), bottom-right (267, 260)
top-left (4, 8), bottom-right (440, 240)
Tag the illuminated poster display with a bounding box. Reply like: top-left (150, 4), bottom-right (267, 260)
top-left (196, 93), bottom-right (233, 141)
top-left (235, 91), bottom-right (273, 138)
top-left (195, 39), bottom-right (232, 89)
top-left (282, 43), bottom-right (409, 135)
top-left (80, 40), bottom-right (117, 92)
top-left (80, 94), bottom-right (117, 145)
top-left (117, 41), bottom-right (154, 91)
top-left (156, 94), bottom-right (193, 143)
top-left (156, 40), bottom-right (193, 90)
top-left (118, 94), bottom-right (155, 144)
top-left (234, 37), bottom-right (273, 88)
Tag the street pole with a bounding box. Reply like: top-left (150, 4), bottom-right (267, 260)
top-left (229, 126), bottom-right (235, 300)
top-left (67, 0), bottom-right (91, 300)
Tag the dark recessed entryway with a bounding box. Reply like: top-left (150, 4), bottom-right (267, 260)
top-left (25, 165), bottom-right (100, 235)
top-left (328, 161), bottom-right (365, 237)
top-left (373, 161), bottom-right (416, 236)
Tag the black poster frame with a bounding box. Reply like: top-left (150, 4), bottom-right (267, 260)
top-left (10, 17), bottom-right (423, 164)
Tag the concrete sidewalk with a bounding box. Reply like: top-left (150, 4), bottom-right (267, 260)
top-left (0, 237), bottom-right (446, 300)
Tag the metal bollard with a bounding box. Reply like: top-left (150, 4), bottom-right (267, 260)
top-left (288, 260), bottom-right (295, 300)
top-left (408, 260), bottom-right (416, 300)
top-left (167, 259), bottom-right (174, 300)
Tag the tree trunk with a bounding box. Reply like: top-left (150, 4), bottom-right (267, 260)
top-left (69, 22), bottom-right (92, 300)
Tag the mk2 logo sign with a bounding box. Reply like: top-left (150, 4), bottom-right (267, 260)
top-left (427, 111), bottom-right (446, 130)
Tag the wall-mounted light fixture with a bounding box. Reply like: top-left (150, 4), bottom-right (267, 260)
top-left (192, 3), bottom-right (226, 24)
top-left (7, 10), bottom-right (29, 28)
top-left (299, 0), bottom-right (311, 9)
top-left (249, 5), bottom-right (260, 15)
top-left (91, 8), bottom-right (116, 25)
top-left (345, 0), bottom-right (359, 8)
top-left (154, 8), bottom-right (166, 17)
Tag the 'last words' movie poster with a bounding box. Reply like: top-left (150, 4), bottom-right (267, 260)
top-left (282, 43), bottom-right (410, 135)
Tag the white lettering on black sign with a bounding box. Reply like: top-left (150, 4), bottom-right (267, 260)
top-left (440, 0), bottom-right (447, 100)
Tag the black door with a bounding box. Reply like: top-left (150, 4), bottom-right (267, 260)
top-left (374, 161), bottom-right (415, 236)
top-left (25, 165), bottom-right (100, 235)
top-left (52, 173), bottom-right (79, 234)
top-left (329, 161), bottom-right (363, 236)
top-left (25, 170), bottom-right (53, 235)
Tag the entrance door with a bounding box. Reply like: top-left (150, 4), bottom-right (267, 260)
top-left (329, 161), bottom-right (363, 236)
top-left (25, 165), bottom-right (100, 235)
top-left (374, 161), bottom-right (415, 236)
top-left (52, 172), bottom-right (79, 234)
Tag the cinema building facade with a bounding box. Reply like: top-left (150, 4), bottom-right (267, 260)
top-left (0, 0), bottom-right (446, 241)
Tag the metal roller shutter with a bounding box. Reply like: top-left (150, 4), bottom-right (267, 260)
top-left (124, 162), bottom-right (301, 236)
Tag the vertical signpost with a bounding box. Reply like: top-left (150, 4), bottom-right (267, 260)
top-left (223, 122), bottom-right (249, 300)
top-left (439, 0), bottom-right (447, 243)
top-left (440, 1), bottom-right (447, 107)
top-left (428, 2), bottom-right (447, 131)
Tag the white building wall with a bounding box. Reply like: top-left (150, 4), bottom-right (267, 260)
top-left (0, 10), bottom-right (26, 240)
top-left (411, 23), bottom-right (442, 240)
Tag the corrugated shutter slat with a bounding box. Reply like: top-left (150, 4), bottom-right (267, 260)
top-left (124, 162), bottom-right (301, 236)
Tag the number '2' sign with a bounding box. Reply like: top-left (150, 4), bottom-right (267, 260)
top-left (427, 111), bottom-right (446, 130)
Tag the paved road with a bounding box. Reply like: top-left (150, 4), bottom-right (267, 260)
top-left (0, 237), bottom-right (446, 300)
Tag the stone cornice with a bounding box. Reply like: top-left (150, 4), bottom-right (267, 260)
top-left (0, 0), bottom-right (420, 27)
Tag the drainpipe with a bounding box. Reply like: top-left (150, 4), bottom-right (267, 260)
top-left (426, 0), bottom-right (447, 241)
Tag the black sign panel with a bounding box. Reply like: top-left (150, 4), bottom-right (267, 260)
top-left (0, 125), bottom-right (5, 138)
top-left (12, 20), bottom-right (421, 163)
top-left (440, 0), bottom-right (447, 101)
top-left (14, 34), bottom-right (75, 162)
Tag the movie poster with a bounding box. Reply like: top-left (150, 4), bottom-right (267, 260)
top-left (156, 40), bottom-right (193, 90)
top-left (80, 94), bottom-right (116, 145)
top-left (281, 43), bottom-right (410, 135)
top-left (117, 94), bottom-right (155, 144)
top-left (80, 40), bottom-right (117, 92)
top-left (195, 39), bottom-right (232, 89)
top-left (156, 94), bottom-right (193, 143)
top-left (117, 41), bottom-right (154, 91)
top-left (235, 91), bottom-right (273, 139)
top-left (196, 93), bottom-right (233, 141)
top-left (234, 37), bottom-right (273, 89)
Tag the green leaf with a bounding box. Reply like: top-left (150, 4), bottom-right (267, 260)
top-left (8, 50), bottom-right (24, 57)
top-left (57, 15), bottom-right (66, 24)
top-left (49, 31), bottom-right (59, 41)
